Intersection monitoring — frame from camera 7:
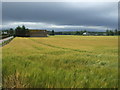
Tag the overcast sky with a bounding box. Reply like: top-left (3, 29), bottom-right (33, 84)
top-left (2, 2), bottom-right (118, 31)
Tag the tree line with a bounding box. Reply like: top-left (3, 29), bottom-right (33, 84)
top-left (2, 25), bottom-right (30, 37)
top-left (106, 29), bottom-right (120, 36)
top-left (1, 25), bottom-right (120, 38)
top-left (48, 30), bottom-right (87, 35)
top-left (48, 29), bottom-right (120, 36)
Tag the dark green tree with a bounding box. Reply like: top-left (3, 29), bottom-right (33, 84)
top-left (83, 30), bottom-right (87, 33)
top-left (80, 31), bottom-right (84, 35)
top-left (75, 31), bottom-right (80, 35)
top-left (22, 25), bottom-right (26, 30)
top-left (106, 30), bottom-right (110, 36)
top-left (109, 30), bottom-right (114, 36)
top-left (9, 28), bottom-right (14, 36)
top-left (15, 26), bottom-right (22, 36)
top-left (51, 30), bottom-right (55, 35)
top-left (15, 25), bottom-right (29, 37)
top-left (21, 25), bottom-right (26, 36)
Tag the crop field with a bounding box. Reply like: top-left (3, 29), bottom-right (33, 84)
top-left (2, 35), bottom-right (118, 88)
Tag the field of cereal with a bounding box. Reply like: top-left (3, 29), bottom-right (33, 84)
top-left (2, 35), bottom-right (118, 88)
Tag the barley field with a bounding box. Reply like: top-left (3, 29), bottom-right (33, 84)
top-left (2, 35), bottom-right (118, 88)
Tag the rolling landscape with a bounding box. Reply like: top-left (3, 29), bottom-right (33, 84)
top-left (2, 36), bottom-right (118, 88)
top-left (1, 1), bottom-right (119, 88)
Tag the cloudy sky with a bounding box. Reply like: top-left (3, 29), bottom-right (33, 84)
top-left (2, 2), bottom-right (118, 32)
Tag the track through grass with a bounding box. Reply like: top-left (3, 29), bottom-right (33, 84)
top-left (2, 36), bottom-right (118, 88)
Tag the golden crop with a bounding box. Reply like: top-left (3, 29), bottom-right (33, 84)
top-left (2, 35), bottom-right (118, 88)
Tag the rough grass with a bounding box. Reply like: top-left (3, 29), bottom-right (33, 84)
top-left (2, 35), bottom-right (118, 88)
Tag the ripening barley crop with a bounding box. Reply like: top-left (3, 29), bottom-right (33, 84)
top-left (2, 35), bottom-right (118, 88)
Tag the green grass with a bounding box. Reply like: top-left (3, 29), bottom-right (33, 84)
top-left (2, 35), bottom-right (118, 88)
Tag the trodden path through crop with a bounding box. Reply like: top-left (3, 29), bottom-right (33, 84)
top-left (2, 36), bottom-right (118, 88)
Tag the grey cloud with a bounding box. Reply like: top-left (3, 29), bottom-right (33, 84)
top-left (2, 2), bottom-right (118, 31)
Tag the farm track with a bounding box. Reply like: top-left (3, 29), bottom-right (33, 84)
top-left (29, 38), bottom-right (93, 54)
top-left (2, 36), bottom-right (118, 88)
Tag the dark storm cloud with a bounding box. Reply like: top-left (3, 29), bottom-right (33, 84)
top-left (2, 2), bottom-right (118, 30)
